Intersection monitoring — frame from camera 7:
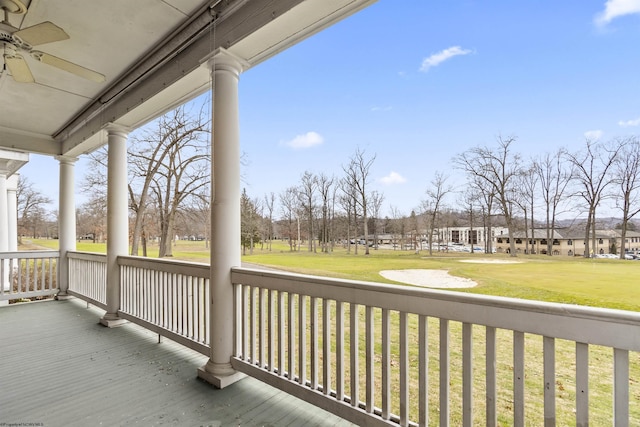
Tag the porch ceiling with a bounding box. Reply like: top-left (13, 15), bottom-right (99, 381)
top-left (0, 0), bottom-right (376, 158)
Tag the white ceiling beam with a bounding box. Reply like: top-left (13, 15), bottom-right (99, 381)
top-left (0, 128), bottom-right (59, 156)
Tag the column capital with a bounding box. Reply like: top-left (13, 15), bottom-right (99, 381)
top-left (55, 155), bottom-right (78, 165)
top-left (103, 123), bottom-right (131, 137)
top-left (201, 47), bottom-right (249, 75)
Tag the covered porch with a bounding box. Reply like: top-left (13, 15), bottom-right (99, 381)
top-left (2, 249), bottom-right (640, 426)
top-left (0, 298), bottom-right (352, 426)
top-left (1, 0), bottom-right (640, 426)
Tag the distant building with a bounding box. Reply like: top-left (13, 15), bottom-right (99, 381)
top-left (439, 226), bottom-right (509, 246)
top-left (365, 226), bottom-right (640, 257)
top-left (493, 228), bottom-right (635, 257)
top-left (598, 229), bottom-right (640, 255)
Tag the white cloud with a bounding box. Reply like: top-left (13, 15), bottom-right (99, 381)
top-left (619, 117), bottom-right (640, 127)
top-left (371, 106), bottom-right (393, 112)
top-left (420, 46), bottom-right (472, 72)
top-left (584, 129), bottom-right (604, 140)
top-left (282, 131), bottom-right (324, 149)
top-left (379, 171), bottom-right (407, 185)
top-left (595, 0), bottom-right (640, 26)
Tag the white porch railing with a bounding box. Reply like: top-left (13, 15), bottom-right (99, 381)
top-left (230, 267), bottom-right (640, 427)
top-left (66, 253), bottom-right (210, 354)
top-left (68, 251), bottom-right (107, 308)
top-left (0, 250), bottom-right (59, 301)
top-left (40, 251), bottom-right (640, 425)
top-left (118, 256), bottom-right (210, 356)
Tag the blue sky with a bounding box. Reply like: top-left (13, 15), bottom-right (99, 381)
top-left (23, 0), bottom-right (640, 218)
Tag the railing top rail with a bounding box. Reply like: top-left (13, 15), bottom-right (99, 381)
top-left (0, 250), bottom-right (60, 259)
top-left (232, 267), bottom-right (640, 351)
top-left (67, 251), bottom-right (106, 261)
top-left (118, 255), bottom-right (209, 278)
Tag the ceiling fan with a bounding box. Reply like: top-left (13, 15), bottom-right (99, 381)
top-left (0, 0), bottom-right (105, 83)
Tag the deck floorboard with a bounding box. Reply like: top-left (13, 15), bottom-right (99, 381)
top-left (0, 299), bottom-right (355, 427)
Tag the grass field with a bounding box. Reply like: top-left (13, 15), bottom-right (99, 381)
top-left (26, 237), bottom-right (640, 423)
top-left (28, 238), bottom-right (640, 311)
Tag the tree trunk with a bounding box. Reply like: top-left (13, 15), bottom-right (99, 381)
top-left (142, 229), bottom-right (147, 257)
top-left (469, 208), bottom-right (475, 254)
top-left (523, 208), bottom-right (529, 255)
top-left (583, 208), bottom-right (592, 257)
top-left (591, 208), bottom-right (598, 256)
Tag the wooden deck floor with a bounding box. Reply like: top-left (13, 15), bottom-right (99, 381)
top-left (0, 299), bottom-right (355, 427)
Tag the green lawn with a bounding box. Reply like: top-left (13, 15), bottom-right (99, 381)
top-left (243, 243), bottom-right (640, 311)
top-left (26, 238), bottom-right (640, 424)
top-left (27, 238), bottom-right (640, 311)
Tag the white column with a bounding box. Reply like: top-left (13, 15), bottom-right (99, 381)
top-left (0, 168), bottom-right (9, 294)
top-left (56, 156), bottom-right (77, 298)
top-left (198, 48), bottom-right (247, 388)
top-left (6, 174), bottom-right (18, 252)
top-left (100, 124), bottom-right (129, 327)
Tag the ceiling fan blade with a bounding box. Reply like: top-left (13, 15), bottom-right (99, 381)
top-left (4, 53), bottom-right (34, 83)
top-left (32, 51), bottom-right (105, 82)
top-left (13, 21), bottom-right (69, 46)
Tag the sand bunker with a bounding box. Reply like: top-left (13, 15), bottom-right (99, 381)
top-left (379, 269), bottom-right (477, 289)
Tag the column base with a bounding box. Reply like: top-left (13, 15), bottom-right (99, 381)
top-left (55, 293), bottom-right (74, 301)
top-left (100, 313), bottom-right (127, 328)
top-left (197, 363), bottom-right (246, 388)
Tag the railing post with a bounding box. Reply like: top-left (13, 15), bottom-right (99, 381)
top-left (100, 124), bottom-right (130, 327)
top-left (56, 156), bottom-right (77, 299)
top-left (0, 168), bottom-right (9, 300)
top-left (6, 175), bottom-right (17, 254)
top-left (613, 348), bottom-right (629, 427)
top-left (197, 48), bottom-right (248, 388)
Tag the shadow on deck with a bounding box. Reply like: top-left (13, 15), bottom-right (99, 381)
top-left (0, 299), bottom-right (354, 427)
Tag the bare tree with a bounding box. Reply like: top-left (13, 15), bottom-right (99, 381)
top-left (82, 148), bottom-right (109, 241)
top-left (279, 186), bottom-right (299, 251)
top-left (263, 192), bottom-right (276, 251)
top-left (316, 173), bottom-right (335, 253)
top-left (612, 136), bottom-right (640, 258)
top-left (458, 187), bottom-right (479, 253)
top-left (565, 138), bottom-right (623, 257)
top-left (178, 188), bottom-right (210, 248)
top-left (389, 205), bottom-right (404, 250)
top-left (338, 178), bottom-right (358, 254)
top-left (298, 171), bottom-right (317, 252)
top-left (329, 183), bottom-right (339, 252)
top-left (342, 148), bottom-right (376, 255)
top-left (421, 171), bottom-right (452, 255)
top-left (409, 210), bottom-right (419, 251)
top-left (469, 176), bottom-right (496, 254)
top-left (512, 166), bottom-right (538, 254)
top-left (16, 176), bottom-right (53, 241)
top-left (77, 194), bottom-right (107, 243)
top-left (523, 166), bottom-right (538, 254)
top-left (535, 149), bottom-right (573, 255)
top-left (454, 135), bottom-right (522, 256)
top-left (129, 105), bottom-right (209, 256)
top-left (150, 133), bottom-right (209, 257)
top-left (369, 190), bottom-right (384, 250)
